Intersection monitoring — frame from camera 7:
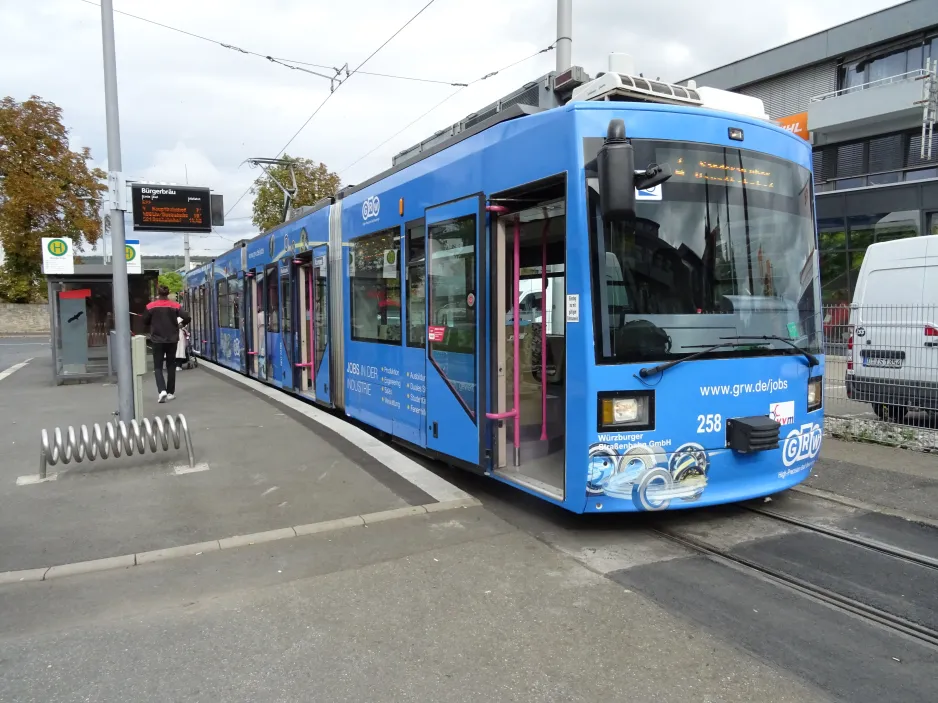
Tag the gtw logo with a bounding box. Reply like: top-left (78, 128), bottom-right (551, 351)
top-left (362, 196), bottom-right (380, 222)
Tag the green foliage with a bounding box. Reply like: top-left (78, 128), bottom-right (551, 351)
top-left (251, 155), bottom-right (340, 233)
top-left (0, 96), bottom-right (106, 302)
top-left (159, 271), bottom-right (184, 294)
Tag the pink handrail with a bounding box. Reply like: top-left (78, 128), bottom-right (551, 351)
top-left (540, 216), bottom-right (548, 442)
top-left (484, 208), bottom-right (521, 465)
top-left (309, 263), bottom-right (315, 385)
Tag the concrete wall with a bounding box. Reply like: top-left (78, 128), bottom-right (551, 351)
top-left (0, 304), bottom-right (49, 335)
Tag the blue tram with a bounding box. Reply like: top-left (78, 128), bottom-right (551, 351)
top-left (185, 67), bottom-right (824, 513)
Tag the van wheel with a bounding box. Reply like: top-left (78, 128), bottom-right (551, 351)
top-left (872, 403), bottom-right (907, 423)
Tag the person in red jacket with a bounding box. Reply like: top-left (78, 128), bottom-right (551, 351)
top-left (142, 285), bottom-right (191, 403)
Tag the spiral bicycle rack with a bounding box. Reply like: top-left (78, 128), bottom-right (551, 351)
top-left (39, 414), bottom-right (194, 479)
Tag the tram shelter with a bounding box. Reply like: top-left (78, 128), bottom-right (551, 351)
top-left (43, 264), bottom-right (159, 385)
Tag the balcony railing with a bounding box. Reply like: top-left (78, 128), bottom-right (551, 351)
top-left (810, 69), bottom-right (929, 103)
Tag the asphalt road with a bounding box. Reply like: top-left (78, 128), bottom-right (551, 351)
top-left (0, 337), bottom-right (48, 374)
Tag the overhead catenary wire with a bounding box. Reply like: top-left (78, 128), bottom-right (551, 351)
top-left (75, 0), bottom-right (464, 87)
top-left (224, 0), bottom-right (442, 218)
top-left (338, 41), bottom-right (557, 176)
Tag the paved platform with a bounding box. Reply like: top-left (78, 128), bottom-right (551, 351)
top-left (0, 356), bottom-right (467, 573)
top-left (0, 503), bottom-right (824, 703)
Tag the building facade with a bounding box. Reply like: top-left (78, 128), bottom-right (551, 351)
top-left (682, 0), bottom-right (938, 307)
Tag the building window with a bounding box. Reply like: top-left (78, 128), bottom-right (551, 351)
top-left (405, 221), bottom-right (426, 348)
top-left (818, 217), bottom-right (848, 305)
top-left (836, 142), bottom-right (865, 178)
top-left (906, 167), bottom-right (938, 181)
top-left (350, 226), bottom-right (402, 344)
top-left (813, 126), bottom-right (938, 188)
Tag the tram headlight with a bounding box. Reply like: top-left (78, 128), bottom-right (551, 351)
top-left (807, 376), bottom-right (823, 412)
top-left (598, 391), bottom-right (654, 430)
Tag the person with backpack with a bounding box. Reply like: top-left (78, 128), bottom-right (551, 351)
top-left (142, 285), bottom-right (191, 403)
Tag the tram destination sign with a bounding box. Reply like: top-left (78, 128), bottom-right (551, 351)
top-left (131, 184), bottom-right (212, 233)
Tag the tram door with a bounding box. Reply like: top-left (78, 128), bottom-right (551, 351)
top-left (200, 284), bottom-right (212, 359)
top-left (296, 260), bottom-right (315, 397)
top-left (424, 195), bottom-right (484, 469)
top-left (312, 245), bottom-right (331, 404)
top-left (244, 272), bottom-right (255, 377)
top-left (488, 180), bottom-right (567, 502)
top-left (252, 270), bottom-right (267, 380)
top-left (264, 265), bottom-right (277, 382)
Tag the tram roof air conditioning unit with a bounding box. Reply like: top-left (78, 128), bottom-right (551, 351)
top-left (572, 53), bottom-right (703, 107)
top-left (571, 53), bottom-right (770, 121)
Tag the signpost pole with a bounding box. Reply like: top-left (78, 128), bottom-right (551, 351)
top-left (184, 232), bottom-right (190, 271)
top-left (100, 0), bottom-right (135, 422)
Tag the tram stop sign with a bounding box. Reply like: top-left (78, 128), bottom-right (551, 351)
top-left (41, 237), bottom-right (74, 274)
top-left (125, 240), bottom-right (141, 274)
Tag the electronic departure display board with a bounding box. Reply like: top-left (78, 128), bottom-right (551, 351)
top-left (131, 184), bottom-right (212, 233)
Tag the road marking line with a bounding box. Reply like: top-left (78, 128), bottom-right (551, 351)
top-left (0, 357), bottom-right (33, 382)
top-left (0, 497), bottom-right (481, 586)
top-left (205, 362), bottom-right (473, 503)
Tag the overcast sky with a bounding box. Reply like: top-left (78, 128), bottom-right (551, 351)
top-left (1, 0), bottom-right (908, 255)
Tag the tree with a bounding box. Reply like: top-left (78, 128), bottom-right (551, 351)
top-left (159, 271), bottom-right (184, 295)
top-left (0, 96), bottom-right (107, 302)
top-left (251, 155), bottom-right (340, 233)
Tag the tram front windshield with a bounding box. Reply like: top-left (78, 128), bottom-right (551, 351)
top-left (588, 140), bottom-right (821, 363)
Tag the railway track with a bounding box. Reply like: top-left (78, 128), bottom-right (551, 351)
top-left (741, 505), bottom-right (938, 572)
top-left (651, 513), bottom-right (938, 649)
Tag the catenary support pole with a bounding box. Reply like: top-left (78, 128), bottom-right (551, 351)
top-left (556, 0), bottom-right (572, 73)
top-left (100, 0), bottom-right (135, 422)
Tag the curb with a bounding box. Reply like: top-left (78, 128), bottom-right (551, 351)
top-left (0, 498), bottom-right (481, 586)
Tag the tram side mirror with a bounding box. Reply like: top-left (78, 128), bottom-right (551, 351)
top-left (597, 119), bottom-right (636, 221)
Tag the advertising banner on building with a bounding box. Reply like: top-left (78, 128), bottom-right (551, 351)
top-left (777, 112), bottom-right (809, 141)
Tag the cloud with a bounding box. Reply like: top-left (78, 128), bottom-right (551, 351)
top-left (2, 0), bottom-right (907, 256)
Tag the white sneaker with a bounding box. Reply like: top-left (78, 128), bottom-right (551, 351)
top-left (166, 393), bottom-right (175, 401)
top-left (158, 391), bottom-right (167, 403)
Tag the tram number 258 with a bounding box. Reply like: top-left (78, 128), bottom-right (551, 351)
top-left (696, 414), bottom-right (722, 434)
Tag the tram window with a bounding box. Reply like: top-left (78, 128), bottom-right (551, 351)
top-left (229, 275), bottom-right (241, 329)
top-left (281, 275), bottom-right (292, 336)
top-left (586, 139), bottom-right (821, 362)
top-left (266, 270), bottom-right (280, 333)
top-left (405, 220), bottom-right (426, 347)
top-left (428, 215), bottom-right (476, 356)
top-left (217, 278), bottom-right (230, 328)
top-left (350, 226), bottom-right (402, 344)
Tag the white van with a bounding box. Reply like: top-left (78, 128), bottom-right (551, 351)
top-left (845, 234), bottom-right (938, 421)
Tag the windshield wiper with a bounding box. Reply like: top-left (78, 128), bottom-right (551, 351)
top-left (725, 335), bottom-right (819, 367)
top-left (638, 340), bottom-right (769, 378)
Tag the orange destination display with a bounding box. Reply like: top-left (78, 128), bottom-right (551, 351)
top-left (131, 184), bottom-right (212, 233)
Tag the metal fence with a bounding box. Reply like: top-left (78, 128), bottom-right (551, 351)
top-left (822, 303), bottom-right (938, 450)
